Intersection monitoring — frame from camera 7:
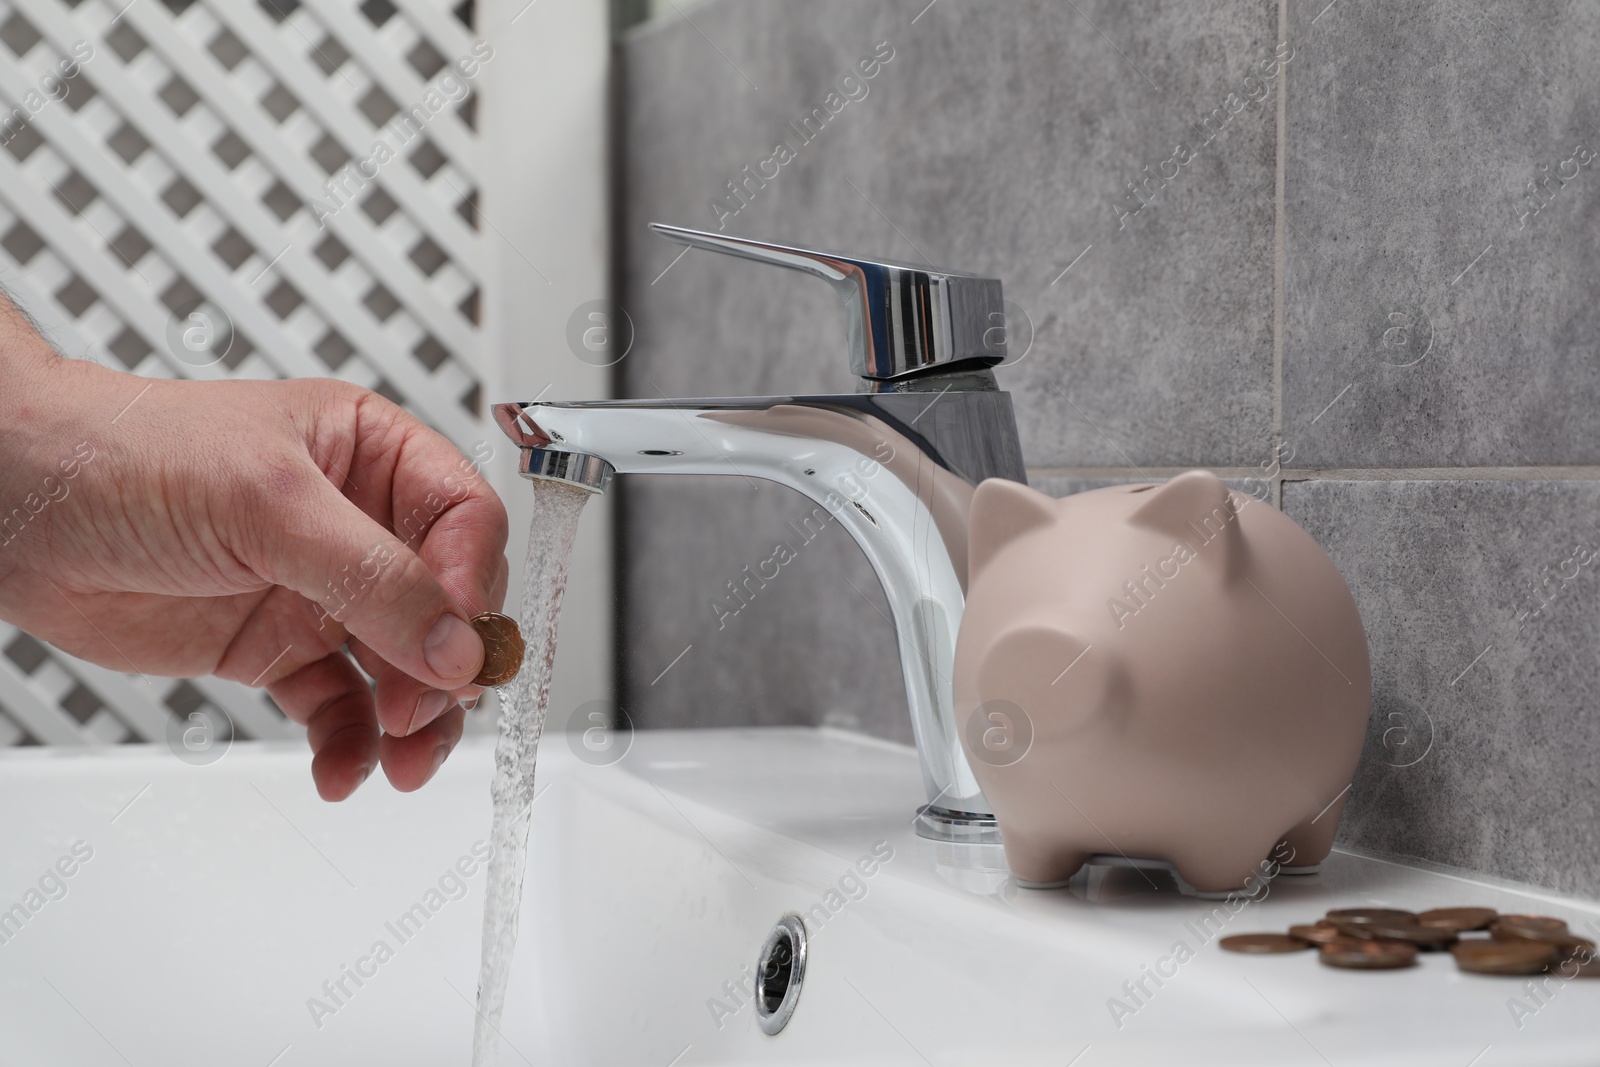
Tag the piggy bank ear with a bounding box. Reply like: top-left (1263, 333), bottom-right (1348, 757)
top-left (1129, 470), bottom-right (1243, 579)
top-left (969, 478), bottom-right (1057, 582)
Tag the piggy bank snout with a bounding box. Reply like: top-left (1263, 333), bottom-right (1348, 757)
top-left (969, 625), bottom-right (1116, 741)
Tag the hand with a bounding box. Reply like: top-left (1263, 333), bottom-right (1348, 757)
top-left (0, 307), bottom-right (509, 800)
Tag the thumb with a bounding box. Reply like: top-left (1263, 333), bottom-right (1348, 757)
top-left (247, 470), bottom-right (485, 691)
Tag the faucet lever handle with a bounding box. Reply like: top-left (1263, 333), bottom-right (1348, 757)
top-left (649, 222), bottom-right (1006, 381)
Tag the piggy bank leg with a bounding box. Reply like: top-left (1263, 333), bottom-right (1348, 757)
top-left (1168, 858), bottom-right (1270, 896)
top-left (1003, 832), bottom-right (1093, 888)
top-left (1276, 788), bottom-right (1350, 870)
top-left (1166, 832), bottom-right (1287, 896)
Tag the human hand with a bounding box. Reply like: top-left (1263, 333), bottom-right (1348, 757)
top-left (0, 309), bottom-right (508, 800)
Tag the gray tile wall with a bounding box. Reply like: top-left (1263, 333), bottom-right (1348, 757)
top-left (618, 0), bottom-right (1600, 894)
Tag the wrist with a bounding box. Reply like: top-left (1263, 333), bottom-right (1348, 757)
top-left (0, 313), bottom-right (107, 597)
top-left (0, 293), bottom-right (66, 380)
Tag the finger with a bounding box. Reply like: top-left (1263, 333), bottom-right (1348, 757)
top-left (266, 650), bottom-right (380, 801)
top-left (210, 586), bottom-right (350, 691)
top-left (379, 704), bottom-right (465, 792)
top-left (341, 396), bottom-right (510, 625)
top-left (347, 637), bottom-right (471, 736)
top-left (349, 637), bottom-right (486, 708)
top-left (487, 551), bottom-right (510, 614)
top-left (348, 540), bottom-right (508, 721)
top-left (244, 465), bottom-right (485, 690)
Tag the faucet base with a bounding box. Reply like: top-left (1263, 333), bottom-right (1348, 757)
top-left (914, 804), bottom-right (1003, 845)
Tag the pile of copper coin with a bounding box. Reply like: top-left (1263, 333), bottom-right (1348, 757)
top-left (1220, 907), bottom-right (1600, 974)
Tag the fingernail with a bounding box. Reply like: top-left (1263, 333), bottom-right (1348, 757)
top-left (425, 614), bottom-right (482, 681)
top-left (408, 690), bottom-right (453, 736)
top-left (461, 696), bottom-right (479, 712)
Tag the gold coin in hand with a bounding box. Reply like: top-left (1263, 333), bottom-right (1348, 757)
top-left (470, 612), bottom-right (524, 687)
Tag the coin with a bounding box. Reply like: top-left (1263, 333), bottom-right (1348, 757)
top-left (1319, 938), bottom-right (1417, 970)
top-left (1343, 921), bottom-right (1458, 950)
top-left (1417, 907), bottom-right (1498, 933)
top-left (1493, 914), bottom-right (1569, 938)
top-left (1220, 933), bottom-right (1312, 954)
top-left (1491, 921), bottom-right (1597, 960)
top-left (1550, 956), bottom-right (1600, 978)
top-left (1550, 935), bottom-right (1597, 959)
top-left (1325, 918), bottom-right (1384, 940)
top-left (1452, 939), bottom-right (1558, 975)
top-left (1490, 918), bottom-right (1584, 944)
top-left (1561, 937), bottom-right (1600, 959)
top-left (1325, 919), bottom-right (1455, 949)
top-left (1326, 907), bottom-right (1417, 925)
top-left (470, 612), bottom-right (524, 687)
top-left (1288, 923), bottom-right (1344, 946)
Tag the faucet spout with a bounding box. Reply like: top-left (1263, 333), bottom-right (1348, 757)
top-left (494, 374), bottom-right (1026, 841)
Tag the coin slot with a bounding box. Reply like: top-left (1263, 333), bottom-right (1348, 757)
top-left (850, 500), bottom-right (878, 526)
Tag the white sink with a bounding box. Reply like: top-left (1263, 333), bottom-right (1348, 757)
top-left (0, 727), bottom-right (1595, 1066)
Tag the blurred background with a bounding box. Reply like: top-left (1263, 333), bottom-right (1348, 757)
top-left (0, 0), bottom-right (614, 749)
top-left (3, 0), bottom-right (1599, 899)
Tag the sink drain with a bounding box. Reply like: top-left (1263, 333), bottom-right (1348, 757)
top-left (754, 914), bottom-right (807, 1035)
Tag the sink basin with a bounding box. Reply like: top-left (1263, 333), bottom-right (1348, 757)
top-left (0, 727), bottom-right (1595, 1065)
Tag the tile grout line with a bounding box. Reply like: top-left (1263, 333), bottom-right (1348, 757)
top-left (1025, 466), bottom-right (1600, 483)
top-left (1281, 468), bottom-right (1600, 481)
top-left (1027, 467), bottom-right (1278, 481)
top-left (1271, 0), bottom-right (1289, 512)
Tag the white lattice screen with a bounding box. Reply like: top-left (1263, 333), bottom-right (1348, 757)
top-left (0, 0), bottom-right (488, 747)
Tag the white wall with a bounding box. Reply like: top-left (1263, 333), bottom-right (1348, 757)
top-left (479, 0), bottom-right (614, 727)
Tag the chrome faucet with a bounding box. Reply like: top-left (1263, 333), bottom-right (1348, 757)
top-left (494, 223), bottom-right (1026, 842)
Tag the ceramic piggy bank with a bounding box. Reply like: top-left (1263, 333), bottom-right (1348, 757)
top-left (952, 471), bottom-right (1371, 894)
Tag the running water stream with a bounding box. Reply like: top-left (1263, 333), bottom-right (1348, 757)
top-left (471, 478), bottom-right (592, 1066)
